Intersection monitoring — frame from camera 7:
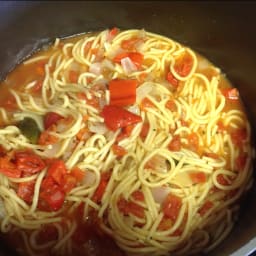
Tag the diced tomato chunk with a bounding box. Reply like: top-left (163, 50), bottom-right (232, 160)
top-left (92, 172), bottom-right (111, 203)
top-left (168, 135), bottom-right (181, 151)
top-left (102, 105), bottom-right (142, 131)
top-left (198, 201), bottom-right (213, 216)
top-left (189, 172), bottom-right (207, 184)
top-left (166, 72), bottom-right (179, 87)
top-left (162, 193), bottom-right (182, 221)
top-left (44, 112), bottom-right (64, 130)
top-left (174, 52), bottom-right (193, 77)
top-left (112, 144), bottom-right (127, 157)
top-left (231, 128), bottom-right (247, 147)
top-left (140, 122), bottom-right (150, 139)
top-left (47, 159), bottom-right (67, 185)
top-left (17, 181), bottom-right (35, 203)
top-left (15, 151), bottom-right (46, 174)
top-left (39, 185), bottom-right (65, 211)
top-left (131, 190), bottom-right (145, 201)
top-left (117, 197), bottom-right (145, 218)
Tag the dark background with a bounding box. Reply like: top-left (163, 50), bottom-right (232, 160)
top-left (0, 1), bottom-right (256, 256)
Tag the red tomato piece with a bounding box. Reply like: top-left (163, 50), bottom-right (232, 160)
top-left (140, 97), bottom-right (154, 110)
top-left (15, 151), bottom-right (46, 174)
top-left (112, 144), bottom-right (127, 157)
top-left (92, 172), bottom-right (111, 203)
top-left (174, 53), bottom-right (193, 77)
top-left (71, 167), bottom-right (85, 182)
top-left (117, 197), bottom-right (145, 218)
top-left (121, 38), bottom-right (142, 51)
top-left (0, 155), bottom-right (21, 178)
top-left (39, 185), bottom-right (65, 211)
top-left (168, 135), bottom-right (181, 151)
top-left (131, 190), bottom-right (145, 201)
top-left (17, 181), bottom-right (35, 204)
top-left (69, 70), bottom-right (79, 83)
top-left (113, 52), bottom-right (144, 69)
top-left (231, 128), bottom-right (247, 147)
top-left (63, 174), bottom-right (77, 193)
top-left (166, 72), bottom-right (179, 87)
top-left (189, 172), bottom-right (207, 184)
top-left (162, 193), bottom-right (182, 221)
top-left (109, 79), bottom-right (138, 107)
top-left (44, 112), bottom-right (64, 130)
top-left (47, 159), bottom-right (67, 185)
top-left (221, 88), bottom-right (239, 100)
top-left (101, 105), bottom-right (142, 131)
top-left (140, 122), bottom-right (150, 139)
top-left (235, 153), bottom-right (247, 171)
top-left (198, 200), bottom-right (213, 216)
top-left (187, 132), bottom-right (199, 151)
top-left (165, 99), bottom-right (177, 112)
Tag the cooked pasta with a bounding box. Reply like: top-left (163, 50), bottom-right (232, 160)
top-left (0, 28), bottom-right (254, 256)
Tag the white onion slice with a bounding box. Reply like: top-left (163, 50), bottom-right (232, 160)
top-left (41, 142), bottom-right (62, 158)
top-left (136, 82), bottom-right (154, 101)
top-left (82, 171), bottom-right (96, 187)
top-left (88, 122), bottom-right (107, 135)
top-left (151, 186), bottom-right (170, 204)
top-left (101, 59), bottom-right (115, 71)
top-left (127, 105), bottom-right (140, 115)
top-left (89, 62), bottom-right (102, 75)
top-left (121, 57), bottom-right (137, 74)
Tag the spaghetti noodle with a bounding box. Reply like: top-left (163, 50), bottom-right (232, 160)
top-left (0, 28), bottom-right (254, 256)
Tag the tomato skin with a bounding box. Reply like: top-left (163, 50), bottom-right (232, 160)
top-left (102, 105), bottom-right (142, 131)
top-left (162, 194), bottom-right (182, 221)
top-left (44, 112), bottom-right (64, 130)
top-left (15, 151), bottom-right (46, 174)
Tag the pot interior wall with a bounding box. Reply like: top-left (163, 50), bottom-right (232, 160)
top-left (0, 1), bottom-right (256, 255)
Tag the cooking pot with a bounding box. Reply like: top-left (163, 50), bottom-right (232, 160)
top-left (0, 1), bottom-right (256, 255)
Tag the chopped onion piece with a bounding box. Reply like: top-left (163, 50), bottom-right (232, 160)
top-left (89, 62), bottom-right (102, 75)
top-left (41, 142), bottom-right (62, 158)
top-left (151, 186), bottom-right (170, 204)
top-left (88, 122), bottom-right (107, 135)
top-left (83, 171), bottom-right (96, 187)
top-left (101, 59), bottom-right (115, 71)
top-left (136, 82), bottom-right (154, 102)
top-left (121, 57), bottom-right (137, 74)
top-left (127, 105), bottom-right (140, 115)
